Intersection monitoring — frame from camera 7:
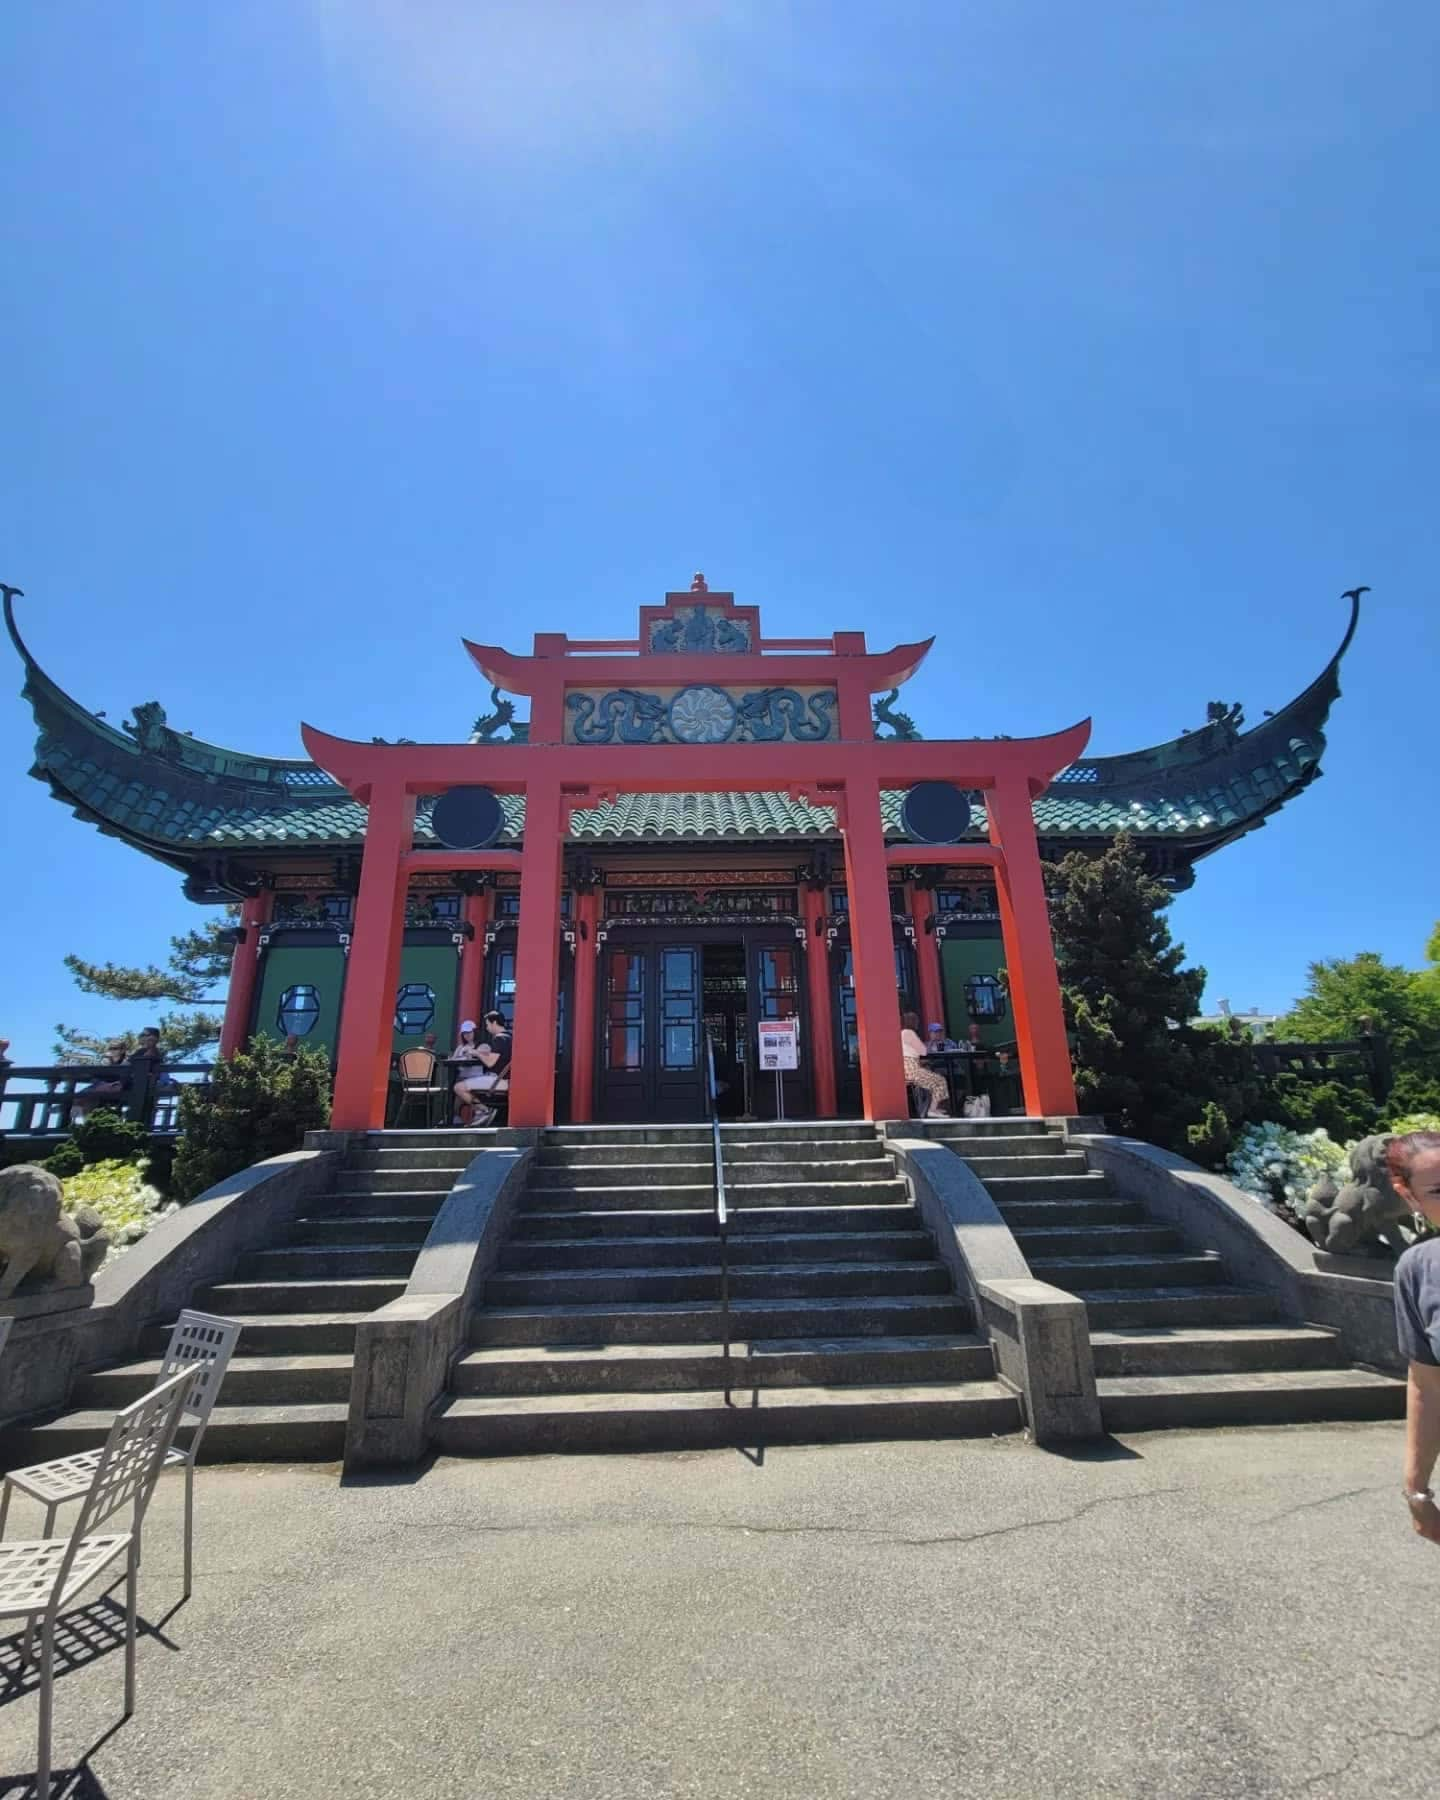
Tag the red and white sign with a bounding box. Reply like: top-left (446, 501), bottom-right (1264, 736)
top-left (757, 1018), bottom-right (800, 1072)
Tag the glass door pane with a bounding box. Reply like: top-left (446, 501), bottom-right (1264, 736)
top-left (605, 949), bottom-right (645, 1070)
top-left (660, 947), bottom-right (700, 1070)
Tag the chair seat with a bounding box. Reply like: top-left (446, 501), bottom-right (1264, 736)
top-left (0, 1531), bottom-right (131, 1617)
top-left (6, 1443), bottom-right (189, 1508)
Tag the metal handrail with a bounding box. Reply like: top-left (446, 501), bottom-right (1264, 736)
top-left (705, 1036), bottom-right (734, 1404)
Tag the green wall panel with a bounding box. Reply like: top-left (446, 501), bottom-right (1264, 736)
top-left (940, 936), bottom-right (1009, 1047)
top-left (392, 944), bottom-right (460, 1053)
top-left (250, 944), bottom-right (346, 1062)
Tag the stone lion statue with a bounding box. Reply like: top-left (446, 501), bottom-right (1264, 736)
top-left (1302, 1135), bottom-right (1412, 1257)
top-left (0, 1165), bottom-right (110, 1298)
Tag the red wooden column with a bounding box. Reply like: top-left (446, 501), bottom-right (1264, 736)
top-left (457, 889), bottom-right (491, 1027)
top-left (907, 879), bottom-right (947, 1034)
top-left (509, 779), bottom-right (565, 1128)
top-left (987, 777), bottom-right (1078, 1117)
top-left (331, 782), bottom-right (417, 1130)
top-left (802, 907), bottom-right (837, 1118)
top-left (840, 776), bottom-right (909, 1121)
top-left (219, 892), bottom-right (274, 1058)
top-left (568, 887), bottom-right (602, 1123)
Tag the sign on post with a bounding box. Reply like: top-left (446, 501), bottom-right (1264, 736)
top-left (757, 1018), bottom-right (800, 1072)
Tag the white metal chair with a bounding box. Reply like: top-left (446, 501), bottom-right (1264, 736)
top-left (0, 1309), bottom-right (242, 1600)
top-left (0, 1365), bottom-right (193, 1799)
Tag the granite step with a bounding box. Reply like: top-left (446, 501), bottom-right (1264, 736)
top-left (959, 1153), bottom-right (1090, 1181)
top-left (430, 1381), bottom-right (1022, 1457)
top-left (512, 1202), bottom-right (920, 1240)
top-left (1097, 1367), bottom-right (1405, 1431)
top-left (719, 1140), bottom-right (892, 1165)
top-left (1029, 1252), bottom-right (1223, 1291)
top-left (452, 1334), bottom-right (994, 1396)
top-left (1010, 1224), bottom-right (1181, 1258)
top-left (238, 1245), bottom-right (420, 1281)
top-left (289, 1214), bottom-right (432, 1247)
top-left (1089, 1325), bottom-right (1348, 1378)
top-left (142, 1312), bottom-right (367, 1355)
top-left (196, 1276), bottom-right (407, 1314)
top-left (319, 1190), bottom-right (449, 1219)
top-left (485, 1261), bottom-right (953, 1307)
top-left (987, 1173), bottom-right (1121, 1204)
top-left (471, 1293), bottom-right (972, 1347)
top-left (5, 1404), bottom-right (349, 1465)
top-left (498, 1231), bottom-right (936, 1272)
top-left (997, 1197), bottom-right (1147, 1228)
top-left (1074, 1286), bottom-right (1276, 1329)
top-left (73, 1353), bottom-right (354, 1408)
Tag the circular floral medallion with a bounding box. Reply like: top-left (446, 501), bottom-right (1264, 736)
top-left (668, 684), bottom-right (737, 744)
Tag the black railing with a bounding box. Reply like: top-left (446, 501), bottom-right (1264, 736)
top-left (0, 1062), bottom-right (214, 1140)
top-left (705, 1035), bottom-right (734, 1404)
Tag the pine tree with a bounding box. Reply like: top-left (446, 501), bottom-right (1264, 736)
top-left (1046, 835), bottom-right (1271, 1156)
top-left (53, 918), bottom-right (236, 1062)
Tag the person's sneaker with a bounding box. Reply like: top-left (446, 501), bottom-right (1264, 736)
top-left (473, 1104), bottom-right (498, 1126)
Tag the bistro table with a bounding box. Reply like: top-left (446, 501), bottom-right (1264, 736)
top-left (918, 1050), bottom-right (1023, 1119)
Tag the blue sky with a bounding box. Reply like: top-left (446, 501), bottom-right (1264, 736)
top-left (2, 1), bottom-right (1436, 1059)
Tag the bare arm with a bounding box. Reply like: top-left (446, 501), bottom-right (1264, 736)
top-left (1405, 1361), bottom-right (1440, 1545)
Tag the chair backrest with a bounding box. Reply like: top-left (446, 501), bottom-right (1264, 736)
top-left (397, 1048), bottom-right (438, 1084)
top-left (0, 1315), bottom-right (12, 1364)
top-left (63, 1367), bottom-right (194, 1579)
top-left (161, 1309), bottom-right (242, 1429)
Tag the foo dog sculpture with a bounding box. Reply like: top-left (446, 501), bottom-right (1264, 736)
top-left (1302, 1135), bottom-right (1411, 1257)
top-left (0, 1165), bottom-right (110, 1298)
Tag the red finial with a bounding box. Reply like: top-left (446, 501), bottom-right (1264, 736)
top-left (690, 572), bottom-right (708, 592)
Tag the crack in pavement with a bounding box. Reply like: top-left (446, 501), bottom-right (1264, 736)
top-left (309, 1486), bottom-right (1188, 1561)
top-left (1257, 1483), bottom-right (1394, 1528)
top-left (1290, 1716), bottom-right (1440, 1792)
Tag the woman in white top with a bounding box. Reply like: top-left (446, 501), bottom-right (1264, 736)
top-left (901, 1010), bottom-right (950, 1116)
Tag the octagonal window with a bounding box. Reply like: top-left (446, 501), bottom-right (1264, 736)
top-left (277, 984), bottom-right (321, 1037)
top-left (394, 982), bottom-right (436, 1034)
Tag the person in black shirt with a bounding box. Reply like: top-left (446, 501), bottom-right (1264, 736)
top-left (455, 1011), bottom-right (512, 1125)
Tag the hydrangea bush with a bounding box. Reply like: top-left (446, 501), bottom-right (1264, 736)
top-left (60, 1158), bottom-right (177, 1263)
top-left (1224, 1122), bottom-right (1348, 1214)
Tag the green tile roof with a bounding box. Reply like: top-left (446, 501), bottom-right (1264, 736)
top-left (10, 587), bottom-right (1356, 876)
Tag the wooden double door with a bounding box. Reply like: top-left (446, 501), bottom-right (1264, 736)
top-left (597, 929), bottom-right (811, 1123)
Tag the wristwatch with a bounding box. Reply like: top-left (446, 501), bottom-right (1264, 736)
top-left (1403, 1488), bottom-right (1435, 1505)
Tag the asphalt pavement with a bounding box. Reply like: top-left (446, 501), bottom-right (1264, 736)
top-left (0, 1421), bottom-right (1434, 1799)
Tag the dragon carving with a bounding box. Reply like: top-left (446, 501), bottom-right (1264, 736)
top-left (735, 688), bottom-right (837, 742)
top-left (649, 604), bottom-right (749, 654)
top-left (872, 689), bottom-right (921, 741)
top-left (567, 689), bottom-right (667, 744)
top-left (123, 700), bottom-right (183, 759)
top-left (470, 685), bottom-right (529, 743)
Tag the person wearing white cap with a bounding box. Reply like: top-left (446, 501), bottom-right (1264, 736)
top-left (450, 1019), bottom-right (486, 1123)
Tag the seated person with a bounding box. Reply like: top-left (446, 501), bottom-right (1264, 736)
top-left (454, 1011), bottom-right (513, 1125)
top-left (901, 1011), bottom-right (950, 1117)
top-left (129, 1026), bottom-right (176, 1088)
top-left (925, 1022), bottom-right (958, 1053)
top-left (72, 1041), bottom-right (130, 1117)
top-left (450, 1019), bottom-right (485, 1121)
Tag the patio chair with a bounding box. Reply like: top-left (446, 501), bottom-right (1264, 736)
top-left (393, 1047), bottom-right (446, 1128)
top-left (0, 1310), bottom-right (242, 1601)
top-left (0, 1365), bottom-right (193, 1799)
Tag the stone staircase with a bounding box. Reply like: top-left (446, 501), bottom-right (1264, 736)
top-left (7, 1132), bottom-right (493, 1464)
top-left (920, 1117), bottom-right (1405, 1429)
top-left (431, 1121), bottom-right (1021, 1455)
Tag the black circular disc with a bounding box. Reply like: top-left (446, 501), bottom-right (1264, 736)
top-left (900, 781), bottom-right (973, 845)
top-left (430, 786), bottom-right (505, 851)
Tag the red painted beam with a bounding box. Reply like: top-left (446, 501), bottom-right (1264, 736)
top-left (461, 639), bottom-right (935, 705)
top-left (219, 892), bottom-right (273, 1058)
top-left (301, 721), bottom-right (1092, 800)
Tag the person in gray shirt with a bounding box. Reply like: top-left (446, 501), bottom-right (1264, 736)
top-left (1391, 1130), bottom-right (1440, 1546)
